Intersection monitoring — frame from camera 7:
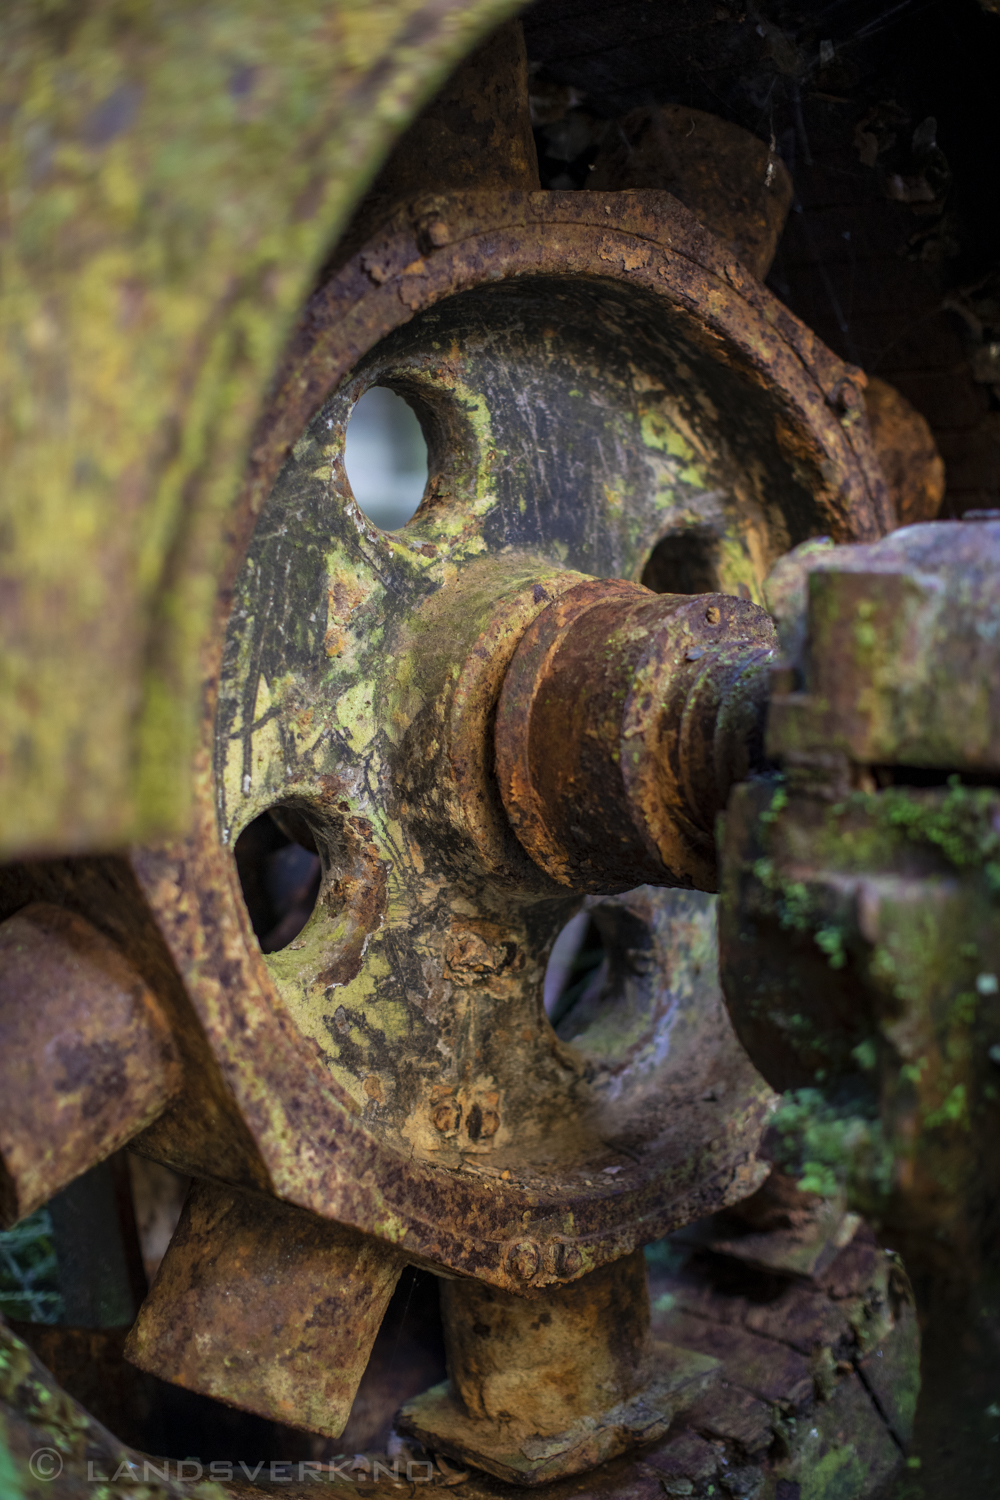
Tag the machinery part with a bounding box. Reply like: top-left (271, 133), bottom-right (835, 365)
top-left (495, 579), bottom-right (775, 892)
top-left (0, 855), bottom-right (276, 1199)
top-left (336, 18), bottom-right (540, 270)
top-left (0, 26), bottom-right (907, 1497)
top-left (768, 519), bottom-right (1000, 775)
top-left (1, 1203), bottom-right (921, 1499)
top-left (7, 11), bottom-right (1000, 1500)
top-left (720, 518), bottom-right (1000, 1287)
top-left (0, 12), bottom-right (934, 1500)
top-left (399, 1249), bottom-right (717, 1484)
top-left (0, 1211), bottom-right (920, 1498)
top-left (126, 1180), bottom-right (403, 1436)
top-left (589, 105), bottom-right (793, 281)
top-left (136, 187), bottom-right (888, 1272)
top-left (0, 0), bottom-right (526, 864)
top-left (0, 904), bottom-right (180, 1226)
top-left (863, 376), bottom-right (946, 528)
top-left (94, 178), bottom-right (888, 1472)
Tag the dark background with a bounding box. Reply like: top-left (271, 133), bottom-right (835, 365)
top-left (524, 0), bottom-right (1000, 519)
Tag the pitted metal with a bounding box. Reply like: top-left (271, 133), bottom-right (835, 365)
top-left (122, 189), bottom-right (890, 1291)
top-left (495, 578), bottom-right (776, 893)
top-left (721, 519), bottom-right (1000, 1291)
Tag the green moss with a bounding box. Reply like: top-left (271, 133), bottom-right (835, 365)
top-left (800, 1445), bottom-right (868, 1500)
top-left (752, 856), bottom-right (812, 932)
top-left (856, 779), bottom-right (1000, 885)
top-left (815, 924), bottom-right (847, 969)
top-left (752, 850), bottom-right (849, 971)
top-left (770, 1088), bottom-right (893, 1204)
top-left (950, 990), bottom-right (979, 1026)
top-left (759, 783), bottom-right (788, 824)
top-left (923, 1083), bottom-right (970, 1131)
top-left (852, 1038), bottom-right (877, 1072)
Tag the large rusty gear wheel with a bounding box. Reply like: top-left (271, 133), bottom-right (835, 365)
top-left (123, 188), bottom-right (898, 1461)
top-left (1, 187), bottom-right (908, 1496)
top-left (137, 186), bottom-right (888, 1274)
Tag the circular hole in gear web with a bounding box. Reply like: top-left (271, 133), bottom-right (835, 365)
top-left (234, 808), bottom-right (322, 954)
top-left (543, 910), bottom-right (609, 1034)
top-left (343, 386), bottom-right (429, 530)
top-left (640, 526), bottom-right (721, 595)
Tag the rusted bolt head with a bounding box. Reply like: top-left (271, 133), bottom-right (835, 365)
top-left (426, 218), bottom-right (451, 247)
top-left (507, 1240), bottom-right (541, 1282)
top-left (705, 605), bottom-right (721, 625)
top-left (466, 1101), bottom-right (501, 1140)
top-left (432, 1100), bottom-right (461, 1133)
top-left (556, 1243), bottom-right (583, 1278)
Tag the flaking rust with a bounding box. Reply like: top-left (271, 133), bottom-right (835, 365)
top-left (125, 1180), bottom-right (403, 1438)
top-left (0, 21), bottom-right (934, 1493)
top-left (0, 904), bottom-right (181, 1226)
top-left (131, 189), bottom-right (888, 1290)
top-left (1, 186), bottom-right (892, 1464)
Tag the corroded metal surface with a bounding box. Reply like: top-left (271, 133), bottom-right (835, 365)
top-left (863, 376), bottom-right (945, 527)
top-left (495, 578), bottom-right (775, 893)
top-left (240, 190), bottom-right (890, 547)
top-left (125, 1179), bottom-right (403, 1437)
top-left (720, 520), bottom-right (1000, 1285)
top-left (400, 1250), bottom-right (717, 1484)
top-left (0, 857), bottom-right (273, 1202)
top-left (124, 188), bottom-right (888, 1298)
top-left (335, 20), bottom-right (540, 271)
top-left (396, 1222), bottom-right (917, 1499)
top-left (0, 19), bottom-right (913, 1500)
top-left (0, 904), bottom-right (180, 1227)
top-left (3, 1216), bottom-right (916, 1498)
top-left (589, 105), bottom-right (793, 281)
top-left (767, 520), bottom-right (1000, 774)
top-left (0, 179), bottom-right (893, 1490)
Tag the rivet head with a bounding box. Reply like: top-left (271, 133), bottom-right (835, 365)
top-left (556, 1243), bottom-right (583, 1277)
top-left (507, 1240), bottom-right (541, 1282)
top-left (432, 1100), bottom-right (461, 1133)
